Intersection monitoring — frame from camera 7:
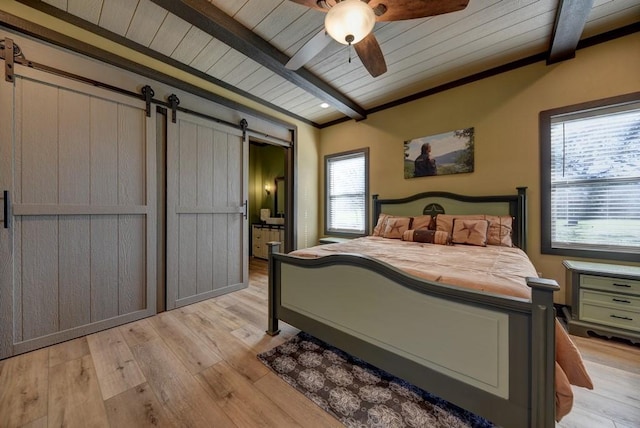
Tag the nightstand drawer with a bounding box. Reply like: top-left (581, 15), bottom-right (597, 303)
top-left (580, 274), bottom-right (640, 296)
top-left (581, 303), bottom-right (640, 332)
top-left (581, 289), bottom-right (640, 311)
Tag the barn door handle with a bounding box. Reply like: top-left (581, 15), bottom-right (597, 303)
top-left (243, 200), bottom-right (247, 220)
top-left (3, 190), bottom-right (9, 229)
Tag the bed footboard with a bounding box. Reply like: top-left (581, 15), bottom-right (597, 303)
top-left (266, 242), bottom-right (559, 428)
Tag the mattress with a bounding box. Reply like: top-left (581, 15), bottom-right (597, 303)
top-left (291, 236), bottom-right (537, 299)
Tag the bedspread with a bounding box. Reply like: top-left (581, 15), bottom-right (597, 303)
top-left (289, 236), bottom-right (594, 420)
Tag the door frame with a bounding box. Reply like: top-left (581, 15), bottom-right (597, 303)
top-left (248, 132), bottom-right (295, 254)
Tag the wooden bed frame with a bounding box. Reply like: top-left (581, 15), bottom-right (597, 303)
top-left (266, 187), bottom-right (559, 427)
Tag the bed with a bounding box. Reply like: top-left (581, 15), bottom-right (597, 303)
top-left (266, 188), bottom-right (592, 427)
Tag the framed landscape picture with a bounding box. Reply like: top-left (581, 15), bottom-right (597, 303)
top-left (404, 127), bottom-right (474, 179)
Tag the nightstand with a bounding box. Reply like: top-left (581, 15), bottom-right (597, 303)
top-left (563, 260), bottom-right (640, 344)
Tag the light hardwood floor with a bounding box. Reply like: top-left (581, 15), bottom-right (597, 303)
top-left (0, 258), bottom-right (638, 427)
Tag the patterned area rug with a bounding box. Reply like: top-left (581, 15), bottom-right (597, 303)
top-left (258, 332), bottom-right (495, 428)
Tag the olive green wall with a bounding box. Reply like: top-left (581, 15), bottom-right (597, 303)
top-left (319, 33), bottom-right (640, 303)
top-left (249, 144), bottom-right (285, 225)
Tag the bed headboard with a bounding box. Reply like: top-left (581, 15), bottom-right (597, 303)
top-left (372, 187), bottom-right (528, 251)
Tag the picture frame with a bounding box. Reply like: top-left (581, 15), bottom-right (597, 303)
top-left (404, 127), bottom-right (474, 178)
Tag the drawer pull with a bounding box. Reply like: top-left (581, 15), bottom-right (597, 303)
top-left (612, 298), bottom-right (631, 304)
top-left (610, 314), bottom-right (633, 321)
top-left (613, 283), bottom-right (631, 288)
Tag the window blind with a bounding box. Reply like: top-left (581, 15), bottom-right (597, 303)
top-left (550, 105), bottom-right (640, 254)
top-left (326, 151), bottom-right (367, 234)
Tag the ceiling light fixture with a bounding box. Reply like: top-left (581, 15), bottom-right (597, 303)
top-left (324, 0), bottom-right (375, 46)
top-left (320, 102), bottom-right (330, 108)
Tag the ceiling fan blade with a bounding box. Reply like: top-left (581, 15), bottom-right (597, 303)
top-left (371, 0), bottom-right (470, 22)
top-left (354, 33), bottom-right (387, 77)
top-left (285, 29), bottom-right (333, 70)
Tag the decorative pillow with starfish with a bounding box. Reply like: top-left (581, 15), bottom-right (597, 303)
top-left (436, 214), bottom-right (513, 247)
top-left (373, 214), bottom-right (436, 237)
top-left (451, 219), bottom-right (490, 246)
top-left (382, 217), bottom-right (411, 239)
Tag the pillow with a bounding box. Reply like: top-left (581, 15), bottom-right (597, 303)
top-left (372, 213), bottom-right (389, 236)
top-left (411, 215), bottom-right (435, 230)
top-left (437, 214), bottom-right (514, 247)
top-left (382, 217), bottom-right (411, 239)
top-left (451, 219), bottom-right (489, 246)
top-left (402, 229), bottom-right (450, 245)
top-left (436, 214), bottom-right (484, 235)
top-left (485, 215), bottom-right (514, 247)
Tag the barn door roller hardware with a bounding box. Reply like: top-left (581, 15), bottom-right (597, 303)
top-left (240, 118), bottom-right (248, 139)
top-left (168, 94), bottom-right (180, 123)
top-left (1, 38), bottom-right (26, 83)
top-left (141, 85), bottom-right (154, 117)
top-left (3, 38), bottom-right (13, 83)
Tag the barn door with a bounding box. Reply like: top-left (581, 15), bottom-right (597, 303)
top-left (166, 111), bottom-right (248, 309)
top-left (0, 67), bottom-right (157, 359)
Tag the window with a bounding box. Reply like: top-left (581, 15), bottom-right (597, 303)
top-left (540, 93), bottom-right (640, 262)
top-left (325, 148), bottom-right (369, 236)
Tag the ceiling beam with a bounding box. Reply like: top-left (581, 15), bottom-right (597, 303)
top-left (0, 8), bottom-right (306, 129)
top-left (547, 0), bottom-right (594, 64)
top-left (150, 0), bottom-right (366, 120)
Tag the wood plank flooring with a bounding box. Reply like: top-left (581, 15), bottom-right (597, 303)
top-left (0, 258), bottom-right (638, 427)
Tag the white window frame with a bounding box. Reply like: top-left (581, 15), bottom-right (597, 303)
top-left (540, 92), bottom-right (640, 262)
top-left (325, 148), bottom-right (369, 237)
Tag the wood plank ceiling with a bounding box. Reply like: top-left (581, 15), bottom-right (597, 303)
top-left (26, 0), bottom-right (640, 126)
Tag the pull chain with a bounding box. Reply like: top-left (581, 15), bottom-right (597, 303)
top-left (345, 34), bottom-right (354, 64)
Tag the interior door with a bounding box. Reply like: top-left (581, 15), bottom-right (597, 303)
top-left (166, 111), bottom-right (248, 309)
top-left (0, 67), bottom-right (157, 359)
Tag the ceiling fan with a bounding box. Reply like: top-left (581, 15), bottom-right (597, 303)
top-left (286, 0), bottom-right (470, 78)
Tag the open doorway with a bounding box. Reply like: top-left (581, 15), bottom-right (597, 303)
top-left (248, 141), bottom-right (287, 270)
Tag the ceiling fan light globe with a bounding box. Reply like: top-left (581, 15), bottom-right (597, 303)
top-left (324, 0), bottom-right (375, 45)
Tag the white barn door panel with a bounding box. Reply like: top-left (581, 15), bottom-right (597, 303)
top-left (166, 111), bottom-right (248, 309)
top-left (0, 68), bottom-right (157, 358)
